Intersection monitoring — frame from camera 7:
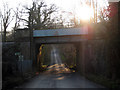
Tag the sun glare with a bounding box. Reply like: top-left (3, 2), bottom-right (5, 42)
top-left (76, 5), bottom-right (94, 21)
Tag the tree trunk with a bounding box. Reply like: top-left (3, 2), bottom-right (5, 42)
top-left (4, 27), bottom-right (7, 42)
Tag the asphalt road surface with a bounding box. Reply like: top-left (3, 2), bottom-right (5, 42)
top-left (17, 64), bottom-right (105, 88)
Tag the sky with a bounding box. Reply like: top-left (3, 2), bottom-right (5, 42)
top-left (0, 0), bottom-right (79, 31)
top-left (0, 0), bottom-right (119, 31)
top-left (0, 0), bottom-right (119, 10)
top-left (0, 0), bottom-right (86, 31)
top-left (0, 0), bottom-right (80, 13)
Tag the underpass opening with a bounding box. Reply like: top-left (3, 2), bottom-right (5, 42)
top-left (34, 43), bottom-right (77, 74)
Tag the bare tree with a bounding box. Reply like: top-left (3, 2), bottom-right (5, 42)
top-left (0, 11), bottom-right (2, 32)
top-left (0, 3), bottom-right (14, 42)
top-left (10, 6), bottom-right (24, 41)
top-left (13, 7), bottom-right (22, 30)
top-left (21, 0), bottom-right (57, 30)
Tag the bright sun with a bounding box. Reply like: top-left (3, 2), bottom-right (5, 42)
top-left (76, 5), bottom-right (94, 21)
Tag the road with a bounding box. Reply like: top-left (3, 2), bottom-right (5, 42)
top-left (17, 46), bottom-right (105, 88)
top-left (17, 64), bottom-right (105, 88)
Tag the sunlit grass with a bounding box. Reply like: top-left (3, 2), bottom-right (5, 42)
top-left (46, 64), bottom-right (71, 74)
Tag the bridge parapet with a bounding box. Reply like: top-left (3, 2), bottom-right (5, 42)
top-left (33, 27), bottom-right (88, 38)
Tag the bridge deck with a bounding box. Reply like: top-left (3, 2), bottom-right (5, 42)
top-left (33, 27), bottom-right (88, 37)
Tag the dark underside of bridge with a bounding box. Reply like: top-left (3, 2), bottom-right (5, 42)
top-left (33, 35), bottom-right (87, 44)
top-left (32, 35), bottom-right (87, 73)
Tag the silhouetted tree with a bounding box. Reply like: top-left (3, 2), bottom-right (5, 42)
top-left (21, 0), bottom-right (57, 30)
top-left (0, 3), bottom-right (14, 42)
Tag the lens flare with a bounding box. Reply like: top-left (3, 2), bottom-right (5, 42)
top-left (76, 5), bottom-right (94, 21)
